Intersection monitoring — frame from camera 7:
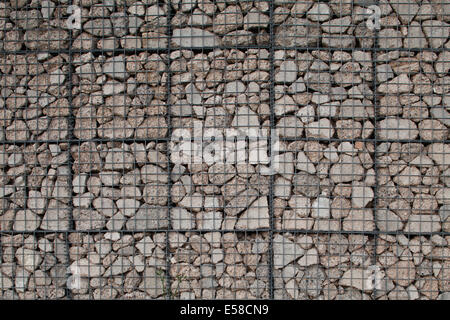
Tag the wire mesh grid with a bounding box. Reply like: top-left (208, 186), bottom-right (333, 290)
top-left (0, 0), bottom-right (449, 300)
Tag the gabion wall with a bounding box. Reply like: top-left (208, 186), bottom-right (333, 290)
top-left (0, 0), bottom-right (449, 300)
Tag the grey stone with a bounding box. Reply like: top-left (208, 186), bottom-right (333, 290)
top-left (243, 9), bottom-right (269, 29)
top-left (311, 196), bottom-right (331, 219)
top-left (343, 209), bottom-right (375, 232)
top-left (389, 0), bottom-right (420, 24)
top-left (236, 197), bottom-right (270, 230)
top-left (378, 28), bottom-right (403, 49)
top-left (404, 21), bottom-right (428, 48)
top-left (275, 61), bottom-right (298, 84)
top-left (378, 118), bottom-right (419, 140)
top-left (231, 106), bottom-right (260, 129)
top-left (110, 12), bottom-right (128, 37)
top-left (405, 215), bottom-right (441, 232)
top-left (170, 207), bottom-right (195, 230)
top-left (422, 20), bottom-right (449, 48)
top-left (103, 56), bottom-right (128, 80)
top-left (275, 18), bottom-right (321, 47)
top-left (214, 5), bottom-right (243, 35)
top-left (126, 205), bottom-right (169, 230)
top-left (376, 209), bottom-right (404, 232)
top-left (330, 155), bottom-right (365, 183)
top-left (273, 234), bottom-right (304, 269)
top-left (293, 172), bottom-right (320, 197)
top-left (74, 209), bottom-right (106, 231)
top-left (40, 200), bottom-right (71, 231)
top-left (13, 210), bottom-right (41, 232)
top-left (307, 3), bottom-right (331, 22)
top-left (172, 28), bottom-right (221, 48)
top-left (83, 19), bottom-right (113, 37)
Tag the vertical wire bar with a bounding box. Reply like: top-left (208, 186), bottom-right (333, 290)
top-left (371, 0), bottom-right (380, 300)
top-left (165, 0), bottom-right (173, 300)
top-left (65, 0), bottom-right (76, 300)
top-left (268, 0), bottom-right (275, 300)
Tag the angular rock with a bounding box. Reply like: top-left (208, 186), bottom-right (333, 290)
top-left (125, 205), bottom-right (169, 230)
top-left (378, 118), bottom-right (419, 140)
top-left (172, 28), bottom-right (221, 48)
top-left (273, 234), bottom-right (304, 269)
top-left (236, 197), bottom-right (270, 230)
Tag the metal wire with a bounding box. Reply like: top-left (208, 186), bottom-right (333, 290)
top-left (0, 0), bottom-right (449, 300)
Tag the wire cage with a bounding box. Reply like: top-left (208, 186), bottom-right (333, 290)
top-left (0, 0), bottom-right (449, 300)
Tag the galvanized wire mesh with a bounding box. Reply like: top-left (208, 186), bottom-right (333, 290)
top-left (0, 0), bottom-right (449, 300)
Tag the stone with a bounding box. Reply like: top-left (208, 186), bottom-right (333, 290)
top-left (422, 20), bottom-right (449, 48)
top-left (236, 197), bottom-right (270, 230)
top-left (273, 234), bottom-right (304, 269)
top-left (93, 197), bottom-right (117, 217)
top-left (404, 22), bottom-right (428, 48)
top-left (428, 143), bottom-right (450, 167)
top-left (378, 118), bottom-right (419, 140)
top-left (340, 268), bottom-right (370, 291)
top-left (274, 95), bottom-right (297, 116)
top-left (142, 32), bottom-right (168, 49)
top-left (378, 28), bottom-right (403, 49)
top-left (49, 69), bottom-right (65, 86)
top-left (296, 151), bottom-right (316, 174)
top-left (289, 78), bottom-right (306, 94)
top-left (135, 236), bottom-right (155, 257)
top-left (72, 258), bottom-right (105, 278)
top-left (104, 148), bottom-right (135, 171)
top-left (185, 83), bottom-right (202, 106)
top-left (299, 266), bottom-right (325, 297)
top-left (172, 28), bottom-right (221, 48)
top-left (116, 198), bottom-right (140, 217)
top-left (126, 205), bottom-right (168, 230)
top-left (293, 172), bottom-right (320, 197)
top-left (74, 209), bottom-right (106, 231)
top-left (376, 64), bottom-right (394, 82)
top-left (306, 118), bottom-right (334, 139)
top-left (231, 106), bottom-right (260, 129)
top-left (405, 215), bottom-right (441, 232)
top-left (275, 18), bottom-right (321, 47)
top-left (307, 3), bottom-right (331, 22)
top-left (41, 1), bottom-right (55, 20)
top-left (83, 19), bottom-right (113, 37)
top-left (351, 185), bottom-right (374, 208)
top-left (311, 196), bottom-right (331, 219)
top-left (224, 80), bottom-right (246, 95)
top-left (419, 119), bottom-right (448, 141)
top-left (376, 209), bottom-right (404, 232)
top-left (27, 190), bottom-right (47, 215)
top-left (13, 210), bottom-right (41, 232)
top-left (198, 211), bottom-right (223, 230)
top-left (214, 6), bottom-right (243, 35)
top-left (276, 116), bottom-right (304, 139)
top-left (321, 16), bottom-right (352, 33)
top-left (275, 61), bottom-right (298, 84)
top-left (330, 155), bottom-right (365, 183)
top-left (103, 80), bottom-right (125, 95)
top-left (343, 209), bottom-right (375, 232)
top-left (389, 0), bottom-right (420, 24)
top-left (394, 166), bottom-right (422, 186)
top-left (387, 260), bottom-right (416, 286)
top-left (135, 117), bottom-right (168, 139)
top-left (243, 9), bottom-right (269, 29)
top-left (103, 56), bottom-right (128, 80)
top-left (40, 200), bottom-right (70, 231)
top-left (139, 267), bottom-right (165, 298)
top-left (110, 12), bottom-right (128, 37)
top-left (297, 248), bottom-right (319, 267)
top-left (170, 207), bottom-right (195, 230)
